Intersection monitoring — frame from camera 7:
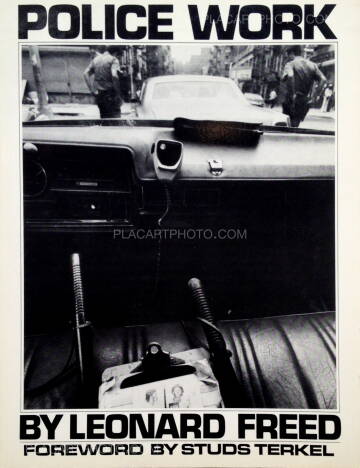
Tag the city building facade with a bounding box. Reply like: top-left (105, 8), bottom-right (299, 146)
top-left (207, 44), bottom-right (335, 108)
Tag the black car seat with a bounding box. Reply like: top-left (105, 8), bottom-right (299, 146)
top-left (24, 311), bottom-right (336, 409)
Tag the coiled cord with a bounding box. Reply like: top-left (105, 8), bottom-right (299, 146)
top-left (188, 277), bottom-right (250, 407)
top-left (71, 253), bottom-right (93, 389)
top-left (71, 254), bottom-right (86, 327)
top-left (188, 278), bottom-right (226, 353)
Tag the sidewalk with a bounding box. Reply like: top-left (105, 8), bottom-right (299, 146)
top-left (307, 107), bottom-right (335, 119)
top-left (272, 104), bottom-right (334, 120)
top-left (50, 102), bottom-right (136, 117)
top-left (23, 102), bottom-right (136, 121)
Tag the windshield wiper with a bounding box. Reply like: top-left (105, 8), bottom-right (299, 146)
top-left (261, 124), bottom-right (335, 136)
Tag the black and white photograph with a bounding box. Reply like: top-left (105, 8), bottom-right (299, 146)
top-left (22, 43), bottom-right (336, 411)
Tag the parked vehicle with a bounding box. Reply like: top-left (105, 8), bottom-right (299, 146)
top-left (135, 75), bottom-right (289, 126)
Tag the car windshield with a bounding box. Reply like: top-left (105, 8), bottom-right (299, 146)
top-left (151, 81), bottom-right (244, 102)
top-left (22, 44), bottom-right (335, 132)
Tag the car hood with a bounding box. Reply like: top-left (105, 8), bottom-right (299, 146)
top-left (143, 100), bottom-right (287, 125)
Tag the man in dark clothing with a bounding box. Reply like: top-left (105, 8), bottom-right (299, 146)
top-left (118, 66), bottom-right (130, 102)
top-left (84, 46), bottom-right (122, 118)
top-left (280, 45), bottom-right (327, 127)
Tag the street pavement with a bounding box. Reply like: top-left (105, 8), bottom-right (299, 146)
top-left (300, 109), bottom-right (335, 131)
top-left (22, 102), bottom-right (135, 121)
top-left (271, 105), bottom-right (335, 131)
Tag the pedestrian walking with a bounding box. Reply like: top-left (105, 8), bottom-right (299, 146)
top-left (280, 45), bottom-right (327, 127)
top-left (321, 84), bottom-right (333, 112)
top-left (84, 45), bottom-right (122, 118)
top-left (118, 66), bottom-right (131, 102)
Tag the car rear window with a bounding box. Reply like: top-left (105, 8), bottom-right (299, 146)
top-left (152, 81), bottom-right (243, 101)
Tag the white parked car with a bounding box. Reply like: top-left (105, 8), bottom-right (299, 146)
top-left (135, 75), bottom-right (289, 126)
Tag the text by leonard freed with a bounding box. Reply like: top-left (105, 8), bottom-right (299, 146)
top-left (20, 412), bottom-right (340, 457)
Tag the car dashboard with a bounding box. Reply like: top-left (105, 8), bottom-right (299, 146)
top-left (22, 120), bottom-right (336, 410)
